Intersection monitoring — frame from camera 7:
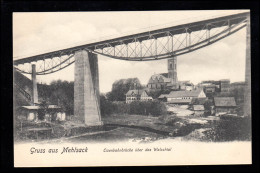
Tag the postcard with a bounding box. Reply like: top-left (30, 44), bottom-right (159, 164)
top-left (13, 10), bottom-right (251, 167)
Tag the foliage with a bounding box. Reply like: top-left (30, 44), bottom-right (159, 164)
top-left (129, 101), bottom-right (167, 116)
top-left (38, 80), bottom-right (74, 115)
top-left (100, 94), bottom-right (115, 116)
top-left (147, 89), bottom-right (171, 99)
top-left (100, 97), bottom-right (167, 117)
top-left (165, 117), bottom-right (185, 126)
top-left (106, 78), bottom-right (143, 101)
top-left (112, 102), bottom-right (130, 114)
top-left (204, 115), bottom-right (251, 141)
top-left (38, 101), bottom-right (49, 120)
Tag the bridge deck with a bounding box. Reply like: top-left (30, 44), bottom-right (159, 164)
top-left (13, 11), bottom-right (249, 65)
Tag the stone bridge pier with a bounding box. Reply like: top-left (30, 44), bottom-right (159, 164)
top-left (74, 50), bottom-right (103, 126)
top-left (243, 15), bottom-right (251, 117)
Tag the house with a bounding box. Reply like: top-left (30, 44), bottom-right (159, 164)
top-left (178, 81), bottom-right (194, 91)
top-left (220, 79), bottom-right (230, 92)
top-left (204, 84), bottom-right (216, 93)
top-left (147, 73), bottom-right (173, 90)
top-left (192, 105), bottom-right (205, 116)
top-left (214, 97), bottom-right (236, 116)
top-left (125, 89), bottom-right (153, 103)
top-left (197, 80), bottom-right (221, 92)
top-left (159, 89), bottom-right (206, 104)
top-left (16, 105), bottom-right (64, 121)
top-left (198, 79), bottom-right (230, 93)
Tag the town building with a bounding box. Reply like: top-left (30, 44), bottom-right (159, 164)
top-left (147, 57), bottom-right (194, 91)
top-left (204, 84), bottom-right (216, 93)
top-left (178, 81), bottom-right (194, 91)
top-left (197, 80), bottom-right (220, 91)
top-left (125, 89), bottom-right (153, 103)
top-left (147, 73), bottom-right (173, 90)
top-left (158, 89), bottom-right (206, 104)
top-left (213, 97), bottom-right (236, 116)
top-left (197, 79), bottom-right (230, 93)
top-left (192, 105), bottom-right (205, 116)
top-left (220, 79), bottom-right (230, 92)
top-left (147, 57), bottom-right (179, 90)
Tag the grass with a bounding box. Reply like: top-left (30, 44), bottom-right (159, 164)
top-left (15, 113), bottom-right (251, 143)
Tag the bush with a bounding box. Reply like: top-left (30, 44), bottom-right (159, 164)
top-left (100, 95), bottom-right (115, 116)
top-left (165, 117), bottom-right (185, 126)
top-left (204, 115), bottom-right (251, 141)
top-left (113, 102), bottom-right (130, 114)
top-left (129, 101), bottom-right (167, 116)
top-left (100, 98), bottom-right (167, 117)
top-left (149, 100), bottom-right (167, 116)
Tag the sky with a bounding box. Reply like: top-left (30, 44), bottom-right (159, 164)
top-left (13, 10), bottom-right (248, 93)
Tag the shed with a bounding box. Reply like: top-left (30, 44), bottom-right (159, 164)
top-left (192, 105), bottom-right (205, 116)
top-left (214, 97), bottom-right (236, 116)
top-left (193, 105), bottom-right (205, 111)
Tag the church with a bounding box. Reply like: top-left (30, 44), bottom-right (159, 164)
top-left (147, 57), bottom-right (179, 90)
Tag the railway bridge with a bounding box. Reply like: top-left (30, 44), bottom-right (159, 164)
top-left (13, 11), bottom-right (251, 126)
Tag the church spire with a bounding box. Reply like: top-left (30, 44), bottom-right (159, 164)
top-left (168, 56), bottom-right (178, 85)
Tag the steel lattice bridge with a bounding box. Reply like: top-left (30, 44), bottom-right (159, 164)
top-left (14, 11), bottom-right (249, 75)
top-left (13, 11), bottom-right (251, 125)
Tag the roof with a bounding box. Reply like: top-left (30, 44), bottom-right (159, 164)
top-left (205, 84), bottom-right (216, 88)
top-left (214, 97), bottom-right (236, 107)
top-left (168, 99), bottom-right (192, 104)
top-left (150, 74), bottom-right (165, 80)
top-left (126, 89), bottom-right (146, 96)
top-left (193, 105), bottom-right (205, 111)
top-left (19, 105), bottom-right (61, 110)
top-left (148, 73), bottom-right (172, 83)
top-left (220, 79), bottom-right (230, 82)
top-left (160, 73), bottom-right (168, 78)
top-left (167, 89), bottom-right (204, 98)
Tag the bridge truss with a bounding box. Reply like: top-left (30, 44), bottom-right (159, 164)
top-left (13, 12), bottom-right (249, 75)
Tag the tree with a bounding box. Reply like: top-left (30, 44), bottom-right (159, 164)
top-left (38, 101), bottom-right (49, 120)
top-left (107, 78), bottom-right (143, 101)
top-left (100, 94), bottom-right (115, 116)
top-left (147, 89), bottom-right (171, 99)
top-left (38, 80), bottom-right (74, 115)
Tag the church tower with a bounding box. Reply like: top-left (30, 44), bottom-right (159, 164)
top-left (168, 57), bottom-right (178, 85)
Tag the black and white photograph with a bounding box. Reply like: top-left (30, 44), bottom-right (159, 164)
top-left (12, 10), bottom-right (252, 167)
